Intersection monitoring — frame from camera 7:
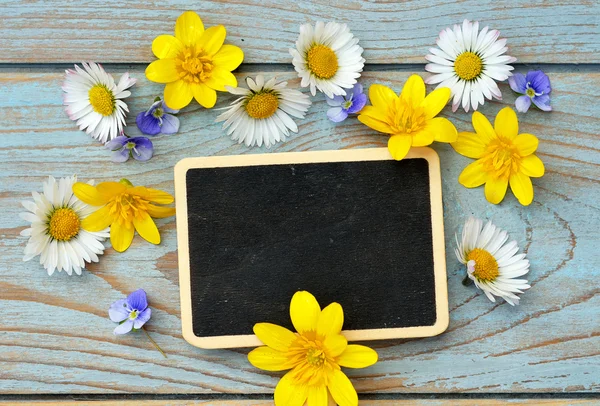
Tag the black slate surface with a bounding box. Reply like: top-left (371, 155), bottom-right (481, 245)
top-left (185, 158), bottom-right (437, 337)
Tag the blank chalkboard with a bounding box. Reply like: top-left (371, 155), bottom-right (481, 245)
top-left (175, 148), bottom-right (448, 349)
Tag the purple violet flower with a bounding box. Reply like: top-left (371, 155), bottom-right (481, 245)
top-left (136, 98), bottom-right (180, 136)
top-left (109, 289), bottom-right (166, 357)
top-left (106, 135), bottom-right (153, 163)
top-left (326, 83), bottom-right (367, 123)
top-left (508, 71), bottom-right (552, 113)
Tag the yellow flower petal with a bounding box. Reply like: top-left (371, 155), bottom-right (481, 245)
top-left (81, 205), bottom-right (113, 232)
top-left (164, 80), bottom-right (194, 110)
top-left (368, 84), bottom-right (397, 110)
top-left (514, 133), bottom-right (539, 156)
top-left (204, 67), bottom-right (237, 91)
top-left (510, 172), bottom-right (534, 206)
top-left (485, 176), bottom-right (509, 204)
top-left (129, 186), bottom-right (175, 204)
top-left (110, 221), bottom-right (135, 253)
top-left (424, 117), bottom-right (457, 143)
top-left (458, 160), bottom-right (488, 188)
top-left (145, 59), bottom-right (180, 84)
top-left (494, 107), bottom-right (519, 140)
top-left (132, 212), bottom-right (160, 245)
top-left (152, 34), bottom-right (183, 59)
top-left (72, 182), bottom-right (106, 206)
top-left (197, 25), bottom-right (227, 56)
top-left (421, 87), bottom-right (450, 119)
top-left (410, 128), bottom-right (435, 147)
top-left (212, 44), bottom-right (244, 71)
top-left (174, 11), bottom-right (204, 47)
top-left (400, 74), bottom-right (426, 105)
top-left (316, 303), bottom-right (344, 338)
top-left (452, 131), bottom-right (486, 158)
top-left (97, 182), bottom-right (127, 197)
top-left (472, 111), bottom-right (496, 143)
top-left (290, 291), bottom-right (320, 334)
top-left (337, 345), bottom-right (378, 369)
top-left (323, 334), bottom-right (347, 358)
top-left (146, 204), bottom-right (177, 219)
top-left (192, 82), bottom-right (217, 108)
top-left (274, 372), bottom-right (308, 406)
top-left (307, 385), bottom-right (328, 406)
top-left (388, 134), bottom-right (412, 161)
top-left (328, 370), bottom-right (358, 406)
top-left (358, 111), bottom-right (393, 134)
top-left (247, 346), bottom-right (294, 371)
top-left (253, 322), bottom-right (297, 352)
top-left (520, 154), bottom-right (545, 178)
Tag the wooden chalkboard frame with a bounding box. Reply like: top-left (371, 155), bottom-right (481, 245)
top-left (174, 147), bottom-right (448, 349)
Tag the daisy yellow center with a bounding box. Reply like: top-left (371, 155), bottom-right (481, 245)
top-left (307, 44), bottom-right (338, 79)
top-left (88, 85), bottom-right (116, 116)
top-left (176, 46), bottom-right (214, 83)
top-left (481, 137), bottom-right (520, 179)
top-left (467, 248), bottom-right (499, 282)
top-left (390, 97), bottom-right (426, 134)
top-left (245, 92), bottom-right (279, 119)
top-left (454, 52), bottom-right (483, 81)
top-left (48, 208), bottom-right (80, 241)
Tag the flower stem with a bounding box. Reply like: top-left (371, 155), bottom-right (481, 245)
top-left (142, 327), bottom-right (167, 358)
top-left (462, 274), bottom-right (473, 286)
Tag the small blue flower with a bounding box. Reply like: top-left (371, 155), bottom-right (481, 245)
top-left (508, 71), bottom-right (552, 113)
top-left (136, 98), bottom-right (180, 136)
top-left (105, 135), bottom-right (154, 163)
top-left (325, 83), bottom-right (367, 123)
top-left (109, 289), bottom-right (152, 335)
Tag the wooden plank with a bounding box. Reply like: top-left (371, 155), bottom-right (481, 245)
top-left (0, 67), bottom-right (598, 395)
top-left (1, 0), bottom-right (599, 64)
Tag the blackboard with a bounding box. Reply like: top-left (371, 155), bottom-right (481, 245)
top-left (175, 148), bottom-right (448, 349)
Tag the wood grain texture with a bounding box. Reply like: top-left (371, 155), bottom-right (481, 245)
top-left (0, 67), bottom-right (598, 396)
top-left (2, 0), bottom-right (599, 64)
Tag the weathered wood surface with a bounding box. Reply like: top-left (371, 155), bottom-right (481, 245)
top-left (2, 0), bottom-right (599, 64)
top-left (0, 66), bottom-right (598, 397)
top-left (3, 400), bottom-right (599, 405)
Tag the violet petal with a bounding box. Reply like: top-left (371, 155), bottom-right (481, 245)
top-left (352, 83), bottom-right (363, 96)
top-left (136, 112), bottom-right (161, 136)
top-left (109, 299), bottom-right (131, 322)
top-left (160, 114), bottom-right (180, 135)
top-left (527, 71), bottom-right (551, 94)
top-left (162, 101), bottom-right (179, 114)
top-left (508, 73), bottom-right (527, 93)
top-left (131, 137), bottom-right (153, 161)
top-left (347, 93), bottom-right (367, 114)
top-left (127, 289), bottom-right (148, 311)
top-left (133, 308), bottom-right (152, 329)
top-left (111, 148), bottom-right (130, 163)
top-left (105, 136), bottom-right (129, 150)
top-left (515, 95), bottom-right (532, 113)
top-left (114, 319), bottom-right (134, 335)
top-left (327, 107), bottom-right (349, 123)
top-left (532, 94), bottom-right (552, 111)
top-left (326, 95), bottom-right (345, 107)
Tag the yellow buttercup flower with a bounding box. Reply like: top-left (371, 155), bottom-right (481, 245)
top-left (145, 11), bottom-right (244, 109)
top-left (358, 75), bottom-right (457, 161)
top-left (452, 107), bottom-right (545, 206)
top-left (248, 291), bottom-right (378, 406)
top-left (72, 179), bottom-right (176, 252)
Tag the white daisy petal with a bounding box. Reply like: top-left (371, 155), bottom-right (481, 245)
top-left (455, 217), bottom-right (530, 305)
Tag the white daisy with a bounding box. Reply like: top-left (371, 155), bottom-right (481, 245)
top-left (290, 21), bottom-right (365, 98)
top-left (215, 75), bottom-right (312, 148)
top-left (455, 217), bottom-right (530, 306)
top-left (425, 19), bottom-right (516, 112)
top-left (63, 62), bottom-right (136, 143)
top-left (20, 176), bottom-right (109, 276)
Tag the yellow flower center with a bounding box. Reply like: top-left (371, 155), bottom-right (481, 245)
top-left (390, 97), bottom-right (426, 134)
top-left (245, 92), bottom-right (279, 119)
top-left (48, 208), bottom-right (80, 241)
top-left (107, 192), bottom-right (149, 224)
top-left (307, 44), bottom-right (338, 79)
top-left (176, 46), bottom-right (214, 83)
top-left (481, 137), bottom-right (520, 180)
top-left (467, 248), bottom-right (499, 282)
top-left (129, 310), bottom-right (138, 320)
top-left (454, 52), bottom-right (483, 81)
top-left (88, 84), bottom-right (116, 116)
top-left (286, 336), bottom-right (341, 386)
top-left (306, 348), bottom-right (326, 367)
top-left (526, 88), bottom-right (535, 97)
